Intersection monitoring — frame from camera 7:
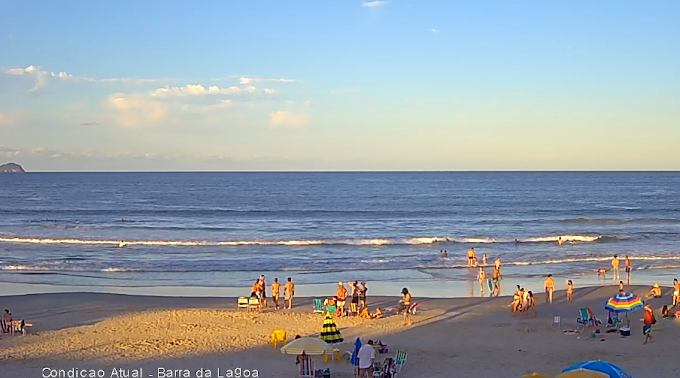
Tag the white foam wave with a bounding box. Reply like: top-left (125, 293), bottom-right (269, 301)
top-left (0, 234), bottom-right (613, 247)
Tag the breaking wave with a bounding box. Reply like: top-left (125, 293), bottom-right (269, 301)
top-left (0, 234), bottom-right (623, 247)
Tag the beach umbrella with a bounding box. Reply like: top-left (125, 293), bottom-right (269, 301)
top-left (562, 361), bottom-right (632, 378)
top-left (280, 337), bottom-right (333, 355)
top-left (604, 292), bottom-right (643, 325)
top-left (350, 337), bottom-right (362, 366)
top-left (320, 312), bottom-right (344, 344)
top-left (555, 370), bottom-right (608, 378)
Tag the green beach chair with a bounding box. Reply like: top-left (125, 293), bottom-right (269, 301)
top-left (313, 299), bottom-right (324, 313)
top-left (395, 350), bottom-right (407, 372)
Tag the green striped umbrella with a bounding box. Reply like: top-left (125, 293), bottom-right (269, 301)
top-left (320, 312), bottom-right (343, 344)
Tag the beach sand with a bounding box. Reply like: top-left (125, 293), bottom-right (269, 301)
top-left (1, 285), bottom-right (679, 377)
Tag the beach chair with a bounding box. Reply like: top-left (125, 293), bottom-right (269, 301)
top-left (380, 357), bottom-right (397, 378)
top-left (10, 320), bottom-right (28, 336)
top-left (350, 302), bottom-right (359, 316)
top-left (237, 297), bottom-right (249, 311)
top-left (271, 329), bottom-right (286, 348)
top-left (372, 361), bottom-right (383, 377)
top-left (394, 351), bottom-right (407, 373)
top-left (248, 297), bottom-right (260, 312)
top-left (408, 302), bottom-right (419, 315)
top-left (326, 303), bottom-right (337, 315)
top-left (313, 299), bottom-right (324, 313)
top-left (576, 308), bottom-right (597, 330)
top-left (299, 358), bottom-right (314, 378)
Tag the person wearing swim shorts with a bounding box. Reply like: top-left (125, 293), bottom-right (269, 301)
top-left (643, 302), bottom-right (656, 344)
top-left (625, 255), bottom-right (632, 284)
top-left (544, 274), bottom-right (555, 304)
top-left (336, 282), bottom-right (348, 317)
top-left (467, 248), bottom-right (475, 266)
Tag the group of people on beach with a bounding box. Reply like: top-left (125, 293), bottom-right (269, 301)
top-left (250, 275), bottom-right (295, 310)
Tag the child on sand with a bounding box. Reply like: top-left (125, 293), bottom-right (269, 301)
top-left (567, 280), bottom-right (573, 302)
top-left (360, 306), bottom-right (372, 319)
top-left (619, 281), bottom-right (625, 292)
top-left (374, 307), bottom-right (383, 319)
top-left (525, 291), bottom-right (537, 318)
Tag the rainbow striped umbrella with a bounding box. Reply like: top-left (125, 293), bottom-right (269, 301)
top-left (604, 292), bottom-right (643, 313)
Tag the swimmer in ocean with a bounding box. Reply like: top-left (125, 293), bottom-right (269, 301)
top-left (515, 239), bottom-right (520, 244)
top-left (557, 237), bottom-right (564, 245)
top-left (440, 250), bottom-right (448, 258)
top-left (118, 241), bottom-right (127, 248)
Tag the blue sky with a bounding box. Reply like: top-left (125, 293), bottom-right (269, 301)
top-left (1, 0), bottom-right (679, 171)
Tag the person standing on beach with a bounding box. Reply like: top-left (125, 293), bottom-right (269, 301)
top-left (482, 254), bottom-right (488, 265)
top-left (478, 267), bottom-right (486, 296)
top-left (492, 266), bottom-right (501, 295)
top-left (467, 248), bottom-right (476, 266)
top-left (284, 277), bottom-right (295, 309)
top-left (545, 274), bottom-right (555, 304)
top-left (357, 340), bottom-right (376, 378)
top-left (673, 279), bottom-right (680, 307)
top-left (625, 255), bottom-right (632, 283)
top-left (358, 282), bottom-right (368, 310)
top-left (349, 281), bottom-right (359, 315)
top-left (400, 288), bottom-right (413, 326)
top-left (643, 302), bottom-right (656, 344)
top-left (567, 280), bottom-right (573, 302)
top-left (612, 255), bottom-right (620, 281)
top-left (259, 275), bottom-right (267, 308)
top-left (337, 282), bottom-right (348, 317)
top-left (271, 278), bottom-right (281, 310)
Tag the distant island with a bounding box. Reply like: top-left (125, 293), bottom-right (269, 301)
top-left (0, 162), bottom-right (25, 173)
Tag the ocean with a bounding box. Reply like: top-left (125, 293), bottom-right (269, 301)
top-left (1, 172), bottom-right (679, 297)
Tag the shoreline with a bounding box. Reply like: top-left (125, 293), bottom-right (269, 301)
top-left (2, 267), bottom-right (678, 299)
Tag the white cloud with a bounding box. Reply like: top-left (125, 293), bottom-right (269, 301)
top-left (2, 65), bottom-right (90, 91)
top-left (362, 1), bottom-right (385, 7)
top-left (0, 110), bottom-right (27, 126)
top-left (269, 110), bottom-right (309, 128)
top-left (150, 84), bottom-right (245, 97)
top-left (263, 88), bottom-right (275, 94)
top-left (330, 89), bottom-right (361, 94)
top-left (304, 100), bottom-right (312, 106)
top-left (239, 77), bottom-right (296, 85)
top-left (431, 28), bottom-right (440, 34)
top-left (107, 94), bottom-right (168, 127)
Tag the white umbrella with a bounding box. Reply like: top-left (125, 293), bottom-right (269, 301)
top-left (280, 337), bottom-right (333, 356)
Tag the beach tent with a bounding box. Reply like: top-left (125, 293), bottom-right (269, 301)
top-left (562, 361), bottom-right (632, 378)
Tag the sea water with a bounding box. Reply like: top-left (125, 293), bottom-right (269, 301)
top-left (1, 172), bottom-right (679, 297)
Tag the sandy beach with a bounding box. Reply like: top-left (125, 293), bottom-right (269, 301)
top-left (1, 285), bottom-right (679, 377)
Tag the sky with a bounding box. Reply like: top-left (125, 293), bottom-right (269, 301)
top-left (1, 0), bottom-right (679, 171)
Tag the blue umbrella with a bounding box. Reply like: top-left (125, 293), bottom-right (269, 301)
top-left (562, 360), bottom-right (632, 378)
top-left (350, 337), bottom-right (362, 366)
